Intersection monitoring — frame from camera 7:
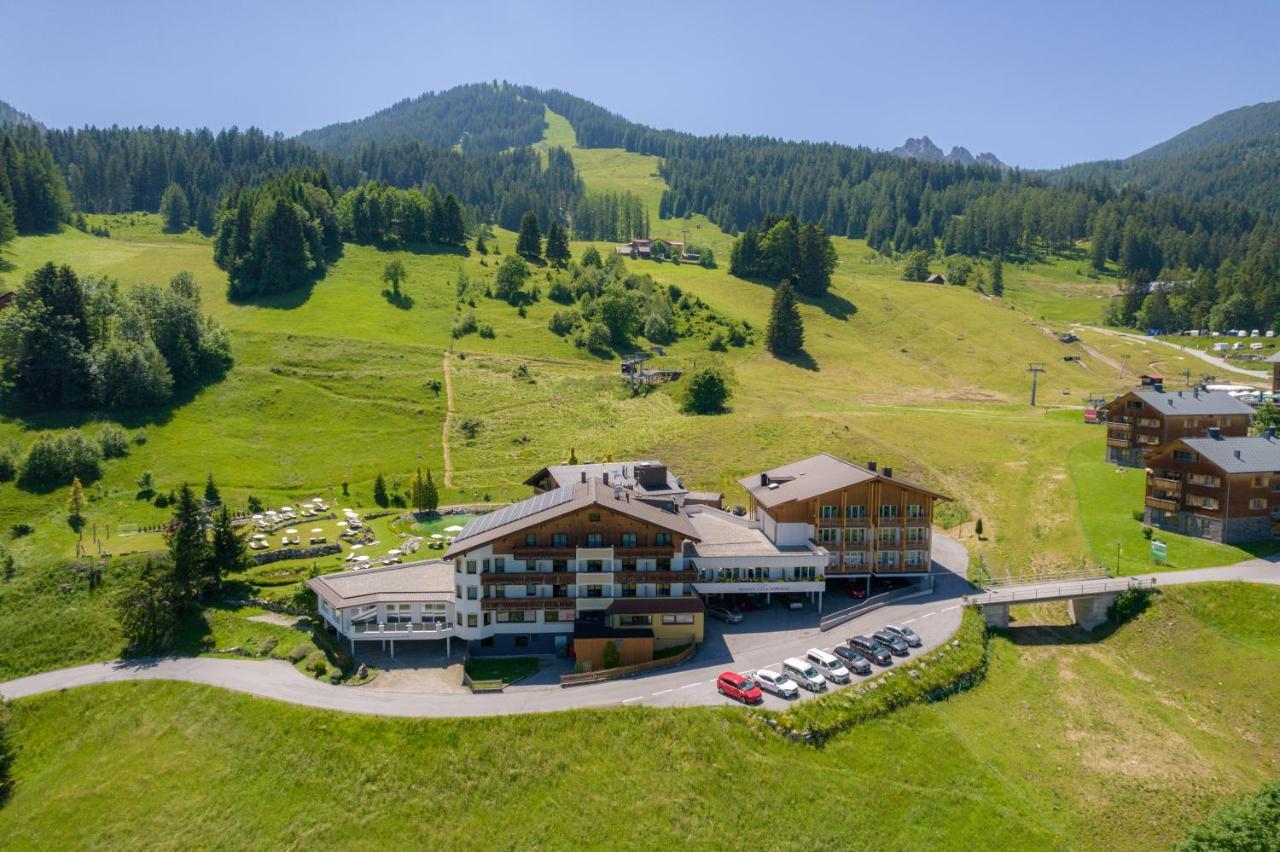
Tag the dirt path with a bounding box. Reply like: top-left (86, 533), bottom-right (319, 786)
top-left (441, 352), bottom-right (455, 488)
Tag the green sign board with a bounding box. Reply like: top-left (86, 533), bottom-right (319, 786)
top-left (1151, 540), bottom-right (1168, 562)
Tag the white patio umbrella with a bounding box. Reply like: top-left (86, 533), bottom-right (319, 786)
top-left (443, 524), bottom-right (464, 533)
top-left (431, 533), bottom-right (444, 540)
top-left (281, 506), bottom-right (293, 512)
top-left (311, 528), bottom-right (323, 534)
top-left (351, 543), bottom-right (363, 550)
top-left (387, 549), bottom-right (402, 557)
top-left (356, 555), bottom-right (370, 563)
top-left (285, 528), bottom-right (298, 535)
top-left (336, 521), bottom-right (348, 527)
top-left (252, 514), bottom-right (264, 521)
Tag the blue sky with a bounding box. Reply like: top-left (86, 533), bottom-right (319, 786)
top-left (1, 0), bottom-right (1276, 168)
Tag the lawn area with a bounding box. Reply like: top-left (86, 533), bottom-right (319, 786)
top-left (2, 584), bottom-right (1277, 849)
top-left (1066, 432), bottom-right (1277, 573)
top-left (463, 656), bottom-right (540, 685)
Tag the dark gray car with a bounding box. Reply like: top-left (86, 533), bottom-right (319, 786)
top-left (873, 629), bottom-right (910, 657)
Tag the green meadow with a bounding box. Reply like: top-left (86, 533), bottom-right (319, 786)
top-left (2, 584), bottom-right (1277, 849)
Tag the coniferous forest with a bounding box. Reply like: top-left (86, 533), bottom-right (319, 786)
top-left (2, 81), bottom-right (1280, 332)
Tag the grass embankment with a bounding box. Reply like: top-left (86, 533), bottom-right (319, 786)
top-left (463, 656), bottom-right (539, 686)
top-left (1066, 434), bottom-right (1279, 573)
top-left (773, 608), bottom-right (987, 744)
top-left (1, 584), bottom-right (1277, 848)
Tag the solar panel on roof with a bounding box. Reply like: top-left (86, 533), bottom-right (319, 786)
top-left (453, 485), bottom-right (578, 541)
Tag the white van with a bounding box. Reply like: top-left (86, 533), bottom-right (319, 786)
top-left (806, 648), bottom-right (851, 684)
top-left (1212, 343), bottom-right (1229, 352)
top-left (1251, 342), bottom-right (1265, 350)
top-left (782, 657), bottom-right (827, 692)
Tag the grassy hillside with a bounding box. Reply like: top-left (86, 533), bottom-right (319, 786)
top-left (2, 584), bottom-right (1277, 849)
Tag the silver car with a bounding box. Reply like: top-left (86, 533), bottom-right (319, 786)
top-left (884, 624), bottom-right (923, 648)
top-left (707, 604), bottom-right (744, 624)
top-left (753, 668), bottom-right (799, 699)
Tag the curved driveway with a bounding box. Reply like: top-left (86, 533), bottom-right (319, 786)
top-left (5, 539), bottom-right (1277, 718)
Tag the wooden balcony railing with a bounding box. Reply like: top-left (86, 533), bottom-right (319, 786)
top-left (1106, 437), bottom-right (1133, 449)
top-left (1145, 496), bottom-right (1180, 512)
top-left (481, 571), bottom-right (575, 585)
top-left (481, 597), bottom-right (568, 611)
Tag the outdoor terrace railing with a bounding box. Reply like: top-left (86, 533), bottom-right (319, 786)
top-left (964, 577), bottom-right (1155, 606)
top-left (351, 621), bottom-right (453, 636)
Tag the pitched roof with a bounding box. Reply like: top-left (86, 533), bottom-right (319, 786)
top-left (523, 460), bottom-right (685, 496)
top-left (1176, 434), bottom-right (1280, 474)
top-left (738, 453), bottom-right (946, 509)
top-left (445, 478), bottom-right (698, 557)
top-left (685, 507), bottom-right (826, 559)
top-left (605, 597), bottom-right (705, 615)
top-left (307, 560), bottom-right (453, 609)
top-left (1128, 388), bottom-right (1254, 416)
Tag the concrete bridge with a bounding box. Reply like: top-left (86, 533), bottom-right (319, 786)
top-left (965, 577), bottom-right (1156, 629)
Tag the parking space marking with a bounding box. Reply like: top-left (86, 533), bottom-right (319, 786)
top-left (921, 611), bottom-right (936, 619)
top-left (900, 618), bottom-right (917, 624)
top-left (681, 682), bottom-right (702, 689)
top-left (942, 605), bottom-right (961, 612)
top-left (652, 689), bottom-right (673, 696)
top-left (622, 697), bottom-right (643, 704)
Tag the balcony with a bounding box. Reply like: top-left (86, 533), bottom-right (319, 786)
top-left (481, 571), bottom-right (574, 585)
top-left (481, 597), bottom-right (566, 611)
top-left (1106, 437), bottom-right (1133, 449)
top-left (616, 570), bottom-right (695, 584)
top-left (1108, 420), bottom-right (1132, 433)
top-left (1145, 496), bottom-right (1180, 513)
top-left (1150, 476), bottom-right (1182, 492)
top-left (350, 621), bottom-right (453, 637)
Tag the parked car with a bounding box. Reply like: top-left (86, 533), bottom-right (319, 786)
top-left (873, 629), bottom-right (910, 657)
top-left (832, 644), bottom-right (873, 675)
top-left (806, 648), bottom-right (851, 684)
top-left (847, 584), bottom-right (868, 599)
top-left (780, 593), bottom-right (805, 610)
top-left (753, 668), bottom-right (800, 699)
top-left (716, 671), bottom-right (763, 704)
top-left (707, 603), bottom-right (744, 624)
top-left (884, 624), bottom-right (922, 648)
top-left (782, 657), bottom-right (827, 692)
top-left (849, 635), bottom-right (893, 666)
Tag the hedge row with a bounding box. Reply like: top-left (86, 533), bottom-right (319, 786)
top-left (1174, 780), bottom-right (1280, 851)
top-left (769, 607), bottom-right (989, 746)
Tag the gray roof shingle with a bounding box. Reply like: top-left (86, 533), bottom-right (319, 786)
top-left (1179, 435), bottom-right (1280, 474)
top-left (1132, 388), bottom-right (1254, 416)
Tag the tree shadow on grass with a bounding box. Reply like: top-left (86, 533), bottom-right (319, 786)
top-left (0, 378), bottom-right (215, 434)
top-left (383, 289), bottom-right (415, 310)
top-left (776, 348), bottom-right (819, 372)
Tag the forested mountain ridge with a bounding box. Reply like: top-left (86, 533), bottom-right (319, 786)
top-left (1131, 100), bottom-right (1280, 160)
top-left (0, 98), bottom-right (40, 130)
top-left (297, 82), bottom-right (548, 156)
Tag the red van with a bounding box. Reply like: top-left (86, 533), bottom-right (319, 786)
top-left (716, 671), bottom-right (763, 704)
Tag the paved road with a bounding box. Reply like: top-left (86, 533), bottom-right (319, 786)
top-left (1080, 325), bottom-right (1269, 380)
top-left (0, 540), bottom-right (972, 718)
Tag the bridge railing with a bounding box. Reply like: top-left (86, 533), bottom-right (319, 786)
top-left (964, 577), bottom-right (1154, 606)
top-left (980, 568), bottom-right (1111, 589)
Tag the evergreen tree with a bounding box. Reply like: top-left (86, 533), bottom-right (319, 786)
top-left (545, 221), bottom-right (571, 266)
top-left (765, 280), bottom-right (805, 357)
top-left (516, 211), bottom-right (542, 259)
top-left (1254, 400), bottom-right (1280, 435)
top-left (438, 192), bottom-right (466, 245)
top-left (373, 473), bottom-right (389, 507)
top-left (115, 557), bottom-right (183, 652)
top-left (203, 473), bottom-right (220, 506)
top-left (422, 468), bottom-right (439, 513)
top-left (475, 228), bottom-right (487, 254)
top-left (680, 364), bottom-right (733, 414)
top-left (166, 483), bottom-right (210, 599)
top-left (0, 196), bottom-right (15, 248)
top-left (159, 182), bottom-right (189, 233)
top-left (990, 255), bottom-right (1004, 297)
top-left (208, 505), bottom-right (245, 585)
top-left (580, 245), bottom-right (602, 268)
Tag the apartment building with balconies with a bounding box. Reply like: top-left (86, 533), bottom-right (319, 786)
top-left (1101, 388), bottom-right (1252, 467)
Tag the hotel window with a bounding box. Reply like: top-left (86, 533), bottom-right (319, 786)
top-left (455, 585), bottom-right (462, 599)
top-left (1253, 477), bottom-right (1270, 488)
top-left (545, 609), bottom-right (560, 623)
top-left (1173, 450), bottom-right (1197, 463)
top-left (1186, 473), bottom-right (1220, 488)
top-left (1185, 494), bottom-right (1221, 511)
top-left (622, 583), bottom-right (637, 598)
top-left (662, 614), bottom-right (695, 624)
top-left (526, 584), bottom-right (538, 596)
top-left (618, 615), bottom-right (651, 626)
top-left (466, 560), bottom-right (477, 574)
top-left (482, 559), bottom-right (490, 572)
top-left (655, 557), bottom-right (672, 571)
top-left (655, 532), bottom-right (672, 547)
top-left (483, 613), bottom-right (491, 626)
top-left (818, 527), bottom-right (838, 544)
top-left (456, 612), bottom-right (462, 626)
top-left (552, 559), bottom-right (568, 571)
top-left (877, 551), bottom-right (899, 567)
top-left (905, 550), bottom-right (926, 567)
top-left (878, 528), bottom-right (899, 545)
top-left (586, 586), bottom-right (603, 598)
top-left (1250, 498), bottom-right (1267, 510)
top-left (906, 504), bottom-right (925, 519)
top-left (820, 505), bottom-right (838, 520)
top-left (620, 558), bottom-right (637, 572)
top-left (488, 586), bottom-right (503, 599)
top-left (510, 611), bottom-right (530, 624)
top-left (454, 558), bottom-right (463, 574)
top-left (589, 513), bottom-right (601, 522)
top-left (493, 557), bottom-right (505, 573)
top-left (657, 583), bottom-right (671, 596)
top-left (846, 505), bottom-right (866, 519)
top-left (466, 587), bottom-right (478, 600)
top-left (525, 533), bottom-right (537, 546)
top-left (1138, 418), bottom-right (1160, 428)
top-left (844, 551), bottom-right (866, 566)
top-left (621, 532), bottom-right (637, 548)
top-left (844, 527), bottom-right (866, 544)
top-left (466, 614), bottom-right (477, 628)
top-left (586, 533), bottom-right (603, 548)
top-left (880, 504), bottom-right (900, 519)
top-left (552, 533), bottom-right (568, 548)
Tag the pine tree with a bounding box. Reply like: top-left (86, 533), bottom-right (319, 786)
top-left (475, 228), bottom-right (487, 254)
top-left (567, 447), bottom-right (579, 465)
top-left (208, 505), bottom-right (245, 587)
top-left (990, 255), bottom-right (1004, 297)
top-left (516, 211), bottom-right (542, 259)
top-left (545, 221), bottom-right (570, 266)
top-left (159, 182), bottom-right (189, 233)
top-left (204, 473), bottom-right (220, 506)
top-left (439, 193), bottom-right (466, 245)
top-left (67, 476), bottom-right (85, 521)
top-left (410, 467), bottom-right (426, 512)
top-left (167, 483), bottom-right (210, 599)
top-left (765, 280), bottom-right (804, 357)
top-left (422, 468), bottom-right (439, 513)
top-left (373, 473), bottom-right (389, 507)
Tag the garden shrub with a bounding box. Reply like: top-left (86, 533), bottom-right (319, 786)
top-left (258, 637), bottom-right (279, 657)
top-left (1175, 780), bottom-right (1280, 851)
top-left (1107, 585), bottom-right (1154, 627)
top-left (0, 444), bottom-right (17, 482)
top-left (288, 643), bottom-right (311, 664)
top-left (97, 424), bottom-right (130, 458)
top-left (18, 430), bottom-right (102, 490)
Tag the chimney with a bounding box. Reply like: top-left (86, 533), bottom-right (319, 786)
top-left (603, 472), bottom-right (609, 485)
top-left (867, 461), bottom-right (877, 472)
top-left (1234, 449), bottom-right (1242, 460)
top-left (760, 473), bottom-right (769, 487)
top-left (883, 467), bottom-right (894, 479)
top-left (581, 471), bottom-right (587, 483)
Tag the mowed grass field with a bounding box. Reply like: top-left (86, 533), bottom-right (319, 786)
top-left (2, 584), bottom-right (1277, 849)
